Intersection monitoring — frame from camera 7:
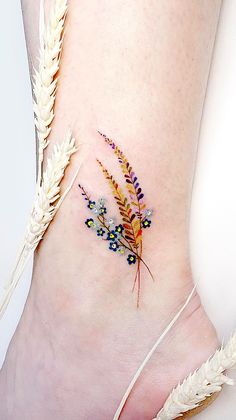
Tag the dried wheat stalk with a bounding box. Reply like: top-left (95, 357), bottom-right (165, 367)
top-left (33, 0), bottom-right (68, 183)
top-left (0, 132), bottom-right (78, 319)
top-left (0, 0), bottom-right (72, 320)
top-left (154, 332), bottom-right (236, 420)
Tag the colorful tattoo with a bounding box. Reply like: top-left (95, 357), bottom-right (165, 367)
top-left (79, 132), bottom-right (154, 306)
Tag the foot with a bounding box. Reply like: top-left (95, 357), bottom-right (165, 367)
top-left (0, 169), bottom-right (218, 419)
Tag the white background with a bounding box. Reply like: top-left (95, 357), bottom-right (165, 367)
top-left (0, 1), bottom-right (236, 419)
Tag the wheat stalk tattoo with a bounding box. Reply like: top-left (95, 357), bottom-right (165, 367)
top-left (79, 132), bottom-right (154, 306)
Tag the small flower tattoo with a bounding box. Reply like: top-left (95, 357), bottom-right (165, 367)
top-left (142, 219), bottom-right (152, 229)
top-left (107, 231), bottom-right (117, 241)
top-left (99, 207), bottom-right (107, 215)
top-left (127, 254), bottom-right (137, 265)
top-left (97, 228), bottom-right (105, 237)
top-left (115, 224), bottom-right (124, 234)
top-left (88, 201), bottom-right (96, 210)
top-left (109, 241), bottom-right (119, 252)
top-left (85, 218), bottom-right (96, 228)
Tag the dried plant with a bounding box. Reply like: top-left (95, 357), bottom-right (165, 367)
top-left (0, 0), bottom-right (79, 319)
top-left (0, 132), bottom-right (78, 318)
top-left (33, 0), bottom-right (68, 182)
top-left (154, 332), bottom-right (236, 419)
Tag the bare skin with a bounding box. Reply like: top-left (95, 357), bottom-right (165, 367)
top-left (0, 1), bottom-right (222, 419)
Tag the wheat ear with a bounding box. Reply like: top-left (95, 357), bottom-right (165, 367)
top-left (0, 0), bottom-right (72, 318)
top-left (154, 332), bottom-right (236, 420)
top-left (33, 0), bottom-right (68, 183)
top-left (0, 131), bottom-right (78, 319)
